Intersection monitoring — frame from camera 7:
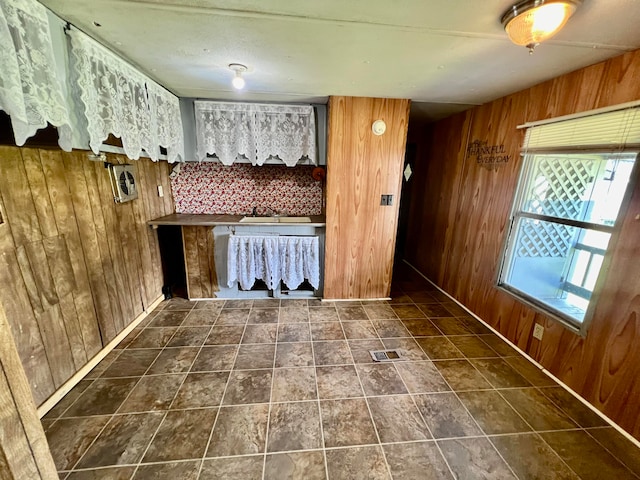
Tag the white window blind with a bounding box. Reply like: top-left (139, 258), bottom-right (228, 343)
top-left (523, 106), bottom-right (640, 151)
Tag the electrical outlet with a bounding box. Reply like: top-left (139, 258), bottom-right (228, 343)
top-left (533, 323), bottom-right (544, 340)
top-left (157, 185), bottom-right (164, 197)
top-left (380, 194), bottom-right (394, 206)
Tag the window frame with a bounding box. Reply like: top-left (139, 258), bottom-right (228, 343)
top-left (497, 148), bottom-right (639, 336)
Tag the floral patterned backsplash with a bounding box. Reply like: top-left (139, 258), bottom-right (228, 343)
top-left (171, 162), bottom-right (323, 215)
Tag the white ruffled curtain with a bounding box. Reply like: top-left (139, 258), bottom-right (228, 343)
top-left (227, 235), bottom-right (320, 291)
top-left (254, 104), bottom-right (316, 166)
top-left (0, 0), bottom-right (72, 150)
top-left (195, 101), bottom-right (317, 166)
top-left (68, 29), bottom-right (184, 162)
top-left (195, 101), bottom-right (256, 165)
top-left (147, 82), bottom-right (185, 164)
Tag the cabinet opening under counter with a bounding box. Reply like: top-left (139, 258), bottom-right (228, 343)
top-left (216, 225), bottom-right (325, 300)
top-left (147, 214), bottom-right (326, 300)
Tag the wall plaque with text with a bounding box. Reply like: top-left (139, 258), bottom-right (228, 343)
top-left (467, 140), bottom-right (511, 171)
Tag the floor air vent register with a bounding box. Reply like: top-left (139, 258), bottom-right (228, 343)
top-left (369, 350), bottom-right (402, 362)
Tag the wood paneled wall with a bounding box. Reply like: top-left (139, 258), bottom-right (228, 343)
top-left (404, 49), bottom-right (640, 439)
top-left (324, 96), bottom-right (410, 299)
top-left (0, 301), bottom-right (58, 480)
top-left (182, 226), bottom-right (218, 299)
top-left (0, 147), bottom-right (173, 406)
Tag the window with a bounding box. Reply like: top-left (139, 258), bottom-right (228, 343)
top-left (498, 106), bottom-right (640, 332)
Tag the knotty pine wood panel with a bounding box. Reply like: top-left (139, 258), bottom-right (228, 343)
top-left (182, 226), bottom-right (218, 299)
top-left (0, 146), bottom-right (172, 405)
top-left (404, 48), bottom-right (640, 438)
top-left (324, 96), bottom-right (410, 299)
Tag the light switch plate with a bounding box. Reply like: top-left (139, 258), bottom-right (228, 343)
top-left (157, 185), bottom-right (164, 197)
top-left (380, 194), bottom-right (394, 206)
top-left (533, 323), bottom-right (544, 340)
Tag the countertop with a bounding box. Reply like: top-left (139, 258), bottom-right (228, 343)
top-left (148, 213), bottom-right (326, 227)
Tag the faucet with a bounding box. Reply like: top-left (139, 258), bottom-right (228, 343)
top-left (265, 206), bottom-right (280, 217)
top-left (252, 206), bottom-right (258, 216)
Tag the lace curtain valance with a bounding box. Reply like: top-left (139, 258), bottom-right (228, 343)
top-left (195, 101), bottom-right (317, 166)
top-left (0, 0), bottom-right (72, 150)
top-left (68, 29), bottom-right (184, 162)
top-left (147, 82), bottom-right (185, 164)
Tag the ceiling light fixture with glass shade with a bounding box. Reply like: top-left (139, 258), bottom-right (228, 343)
top-left (229, 63), bottom-right (247, 90)
top-left (501, 0), bottom-right (582, 54)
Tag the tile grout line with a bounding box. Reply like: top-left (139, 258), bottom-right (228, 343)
top-left (260, 299), bottom-right (287, 480)
top-left (308, 310), bottom-right (331, 480)
top-left (63, 305), bottom-right (190, 475)
top-left (335, 312), bottom-right (395, 480)
top-left (490, 387), bottom-right (591, 479)
top-left (196, 300), bottom-right (253, 478)
top-left (387, 329), bottom-right (459, 480)
top-left (397, 288), bottom-right (522, 480)
top-left (127, 302), bottom-right (208, 479)
top-left (578, 429), bottom-right (640, 480)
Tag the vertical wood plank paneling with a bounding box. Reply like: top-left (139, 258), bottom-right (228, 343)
top-left (159, 162), bottom-right (173, 216)
top-left (14, 246), bottom-right (44, 314)
top-left (182, 226), bottom-right (201, 299)
top-left (32, 306), bottom-right (75, 387)
top-left (130, 161), bottom-right (156, 310)
top-left (114, 155), bottom-right (146, 317)
top-left (136, 159), bottom-right (163, 298)
top-left (82, 155), bottom-right (126, 334)
top-left (0, 146), bottom-right (173, 406)
top-left (40, 150), bottom-right (102, 359)
top-left (405, 48), bottom-right (640, 440)
top-left (324, 96), bottom-right (410, 299)
top-left (0, 188), bottom-right (16, 254)
top-left (93, 157), bottom-right (135, 325)
top-left (181, 226), bottom-right (218, 299)
top-left (21, 149), bottom-right (58, 239)
top-left (0, 371), bottom-right (41, 480)
top-left (62, 151), bottom-right (117, 343)
top-left (196, 226), bottom-right (211, 298)
top-left (0, 148), bottom-right (41, 246)
top-left (0, 250), bottom-right (54, 405)
top-left (0, 302), bottom-right (58, 480)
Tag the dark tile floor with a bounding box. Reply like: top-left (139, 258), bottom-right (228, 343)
top-left (43, 268), bottom-right (640, 479)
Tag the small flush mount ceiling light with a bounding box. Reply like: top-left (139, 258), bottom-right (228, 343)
top-left (501, 0), bottom-right (582, 53)
top-left (229, 63), bottom-right (247, 90)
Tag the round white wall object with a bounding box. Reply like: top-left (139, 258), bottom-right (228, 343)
top-left (372, 119), bottom-right (386, 136)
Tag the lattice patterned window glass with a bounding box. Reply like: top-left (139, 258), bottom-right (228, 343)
top-left (498, 106), bottom-right (640, 332)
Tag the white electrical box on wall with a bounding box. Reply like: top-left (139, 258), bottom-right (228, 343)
top-left (108, 164), bottom-right (138, 203)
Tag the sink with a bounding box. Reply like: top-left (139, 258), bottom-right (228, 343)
top-left (239, 216), bottom-right (279, 223)
top-left (278, 216), bottom-right (312, 223)
top-left (238, 216), bottom-right (312, 223)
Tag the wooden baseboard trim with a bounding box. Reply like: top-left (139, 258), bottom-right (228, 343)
top-left (37, 294), bottom-right (165, 418)
top-left (323, 297), bottom-right (392, 302)
top-left (402, 259), bottom-right (640, 449)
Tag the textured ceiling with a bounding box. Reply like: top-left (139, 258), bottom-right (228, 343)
top-left (40, 0), bottom-right (640, 121)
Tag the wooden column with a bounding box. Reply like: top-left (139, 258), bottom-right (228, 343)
top-left (324, 96), bottom-right (410, 299)
top-left (0, 301), bottom-right (58, 480)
